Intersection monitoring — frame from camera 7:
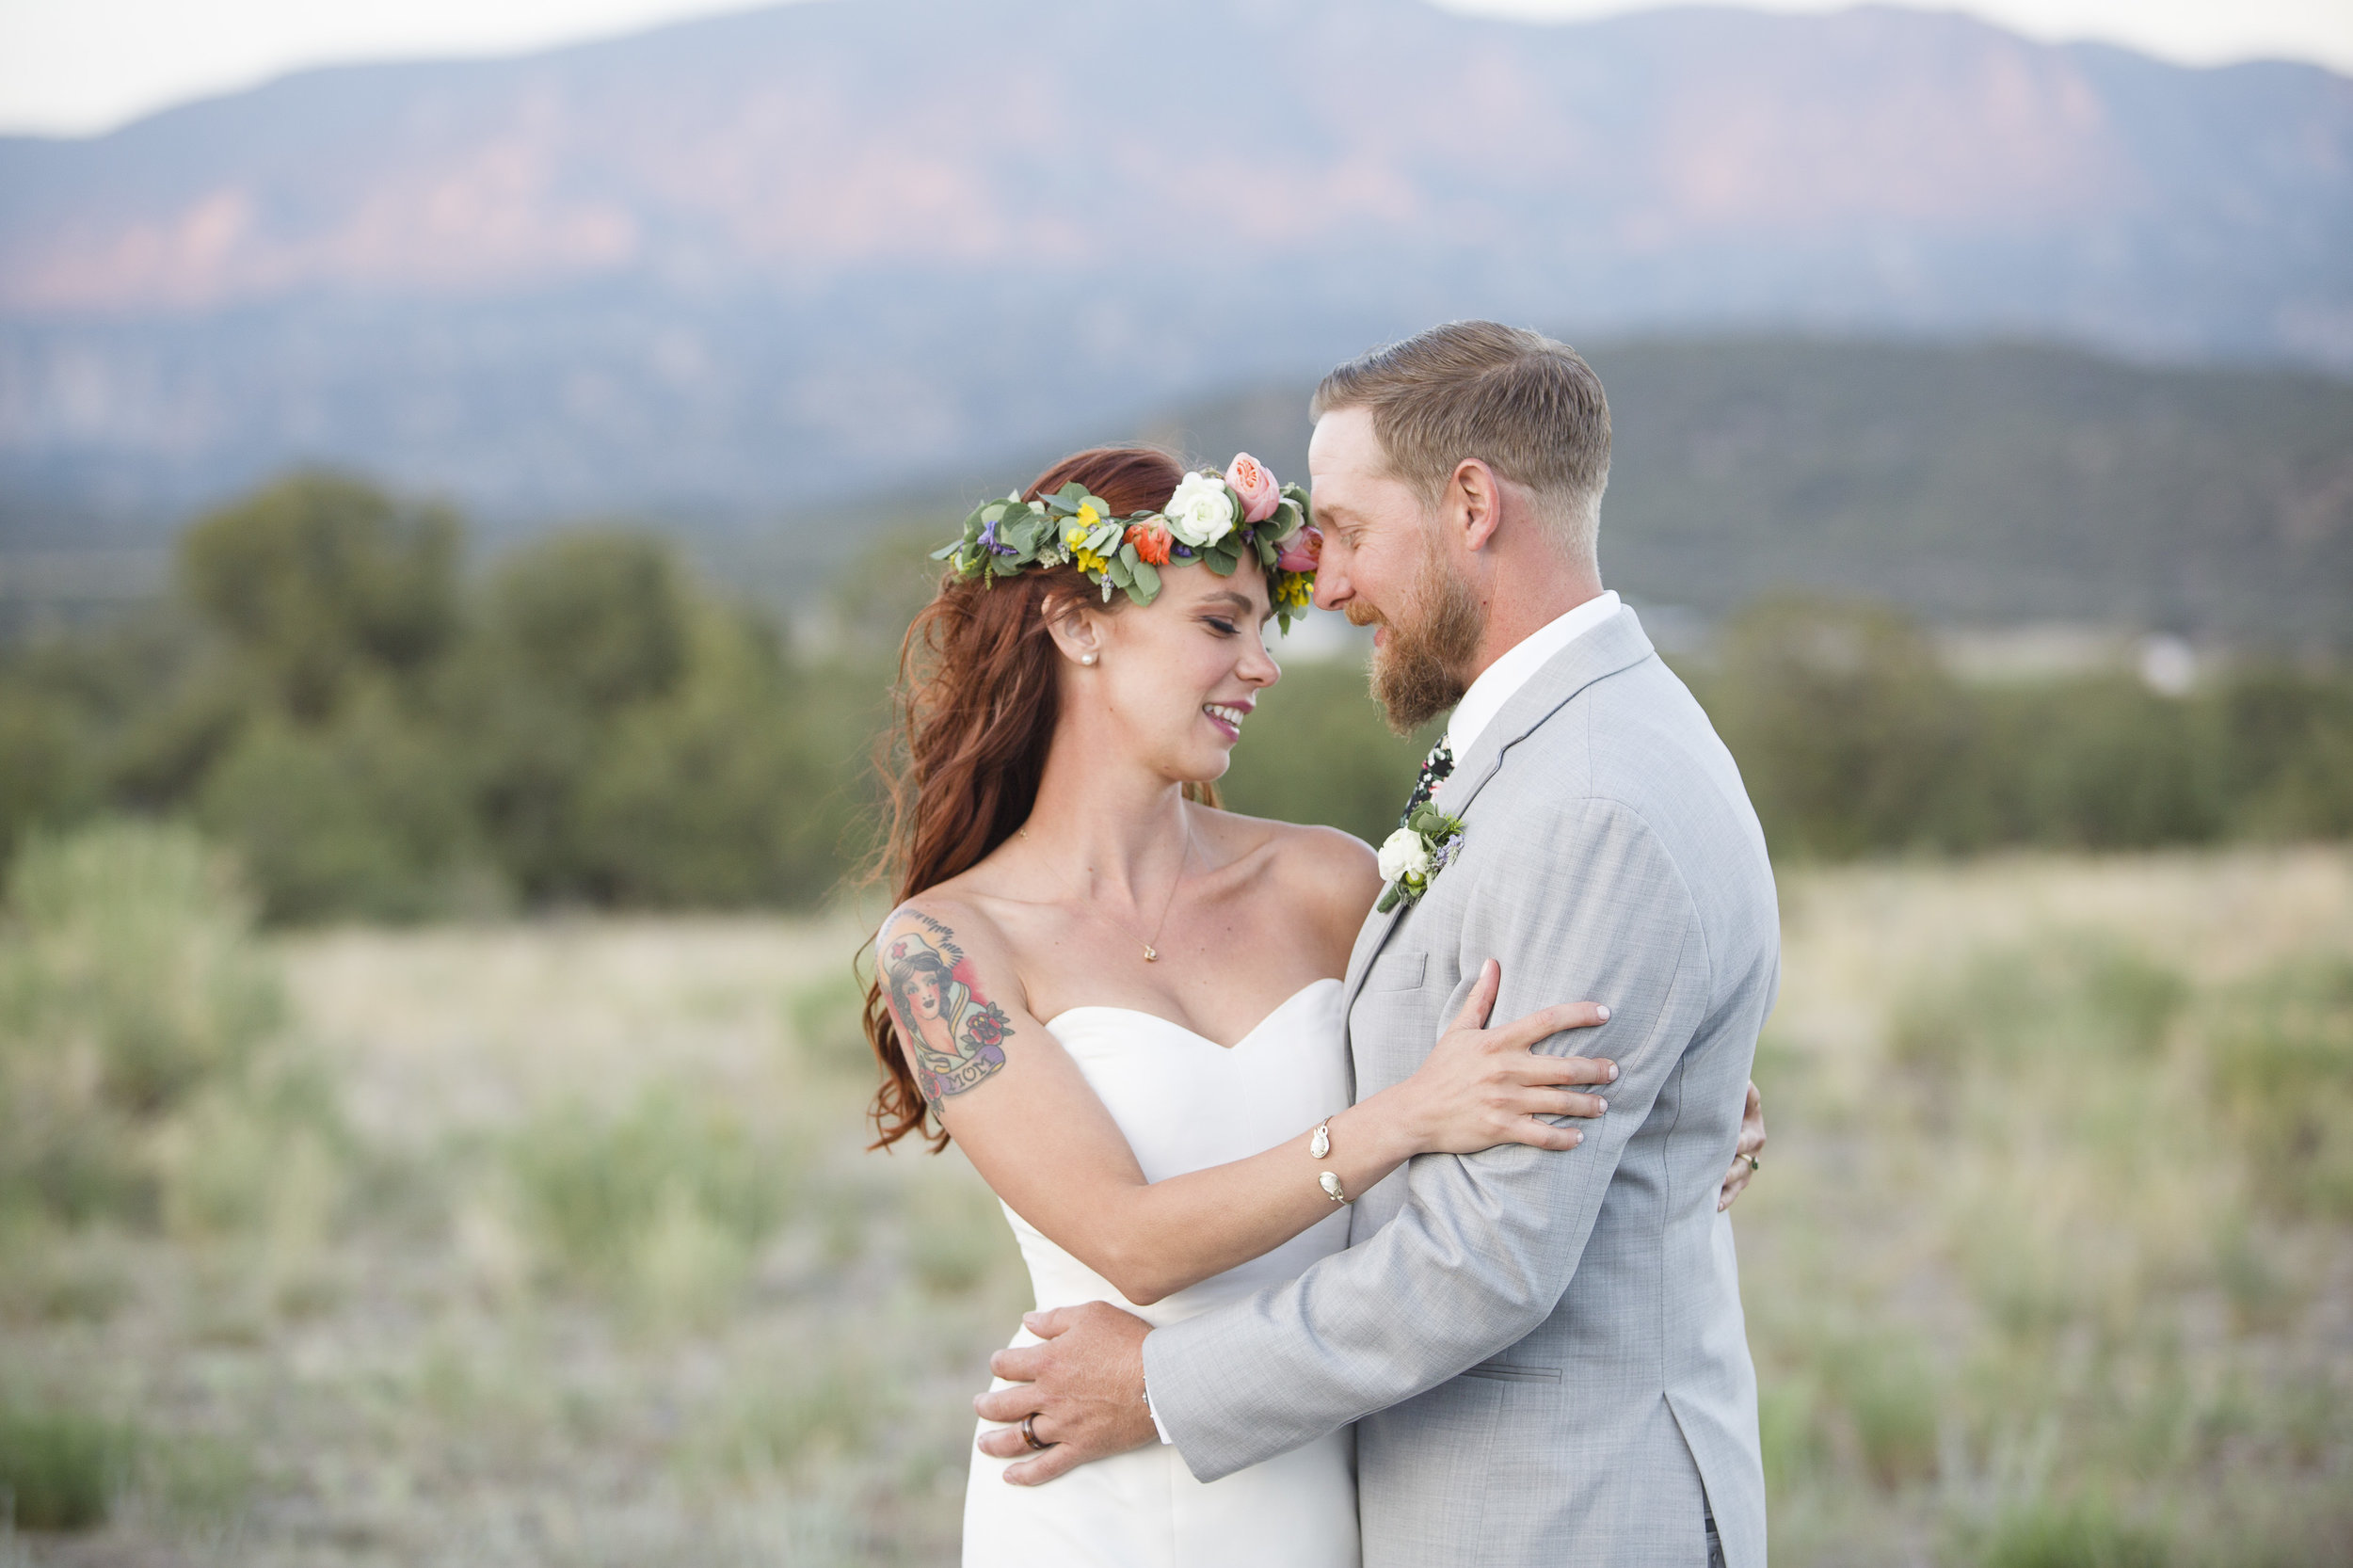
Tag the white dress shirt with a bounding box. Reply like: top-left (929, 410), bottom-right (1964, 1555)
top-left (1441, 590), bottom-right (1622, 764)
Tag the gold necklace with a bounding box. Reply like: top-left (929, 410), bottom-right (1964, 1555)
top-left (1018, 813), bottom-right (1193, 963)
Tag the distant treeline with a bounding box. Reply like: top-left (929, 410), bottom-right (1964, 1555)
top-left (1, 474), bottom-right (2348, 922)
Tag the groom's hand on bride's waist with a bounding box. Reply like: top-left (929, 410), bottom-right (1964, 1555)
top-left (975, 1302), bottom-right (1158, 1483)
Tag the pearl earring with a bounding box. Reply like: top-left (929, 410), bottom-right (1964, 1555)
top-left (1080, 653), bottom-right (1097, 666)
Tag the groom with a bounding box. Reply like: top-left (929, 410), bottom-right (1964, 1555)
top-left (978, 322), bottom-right (1776, 1568)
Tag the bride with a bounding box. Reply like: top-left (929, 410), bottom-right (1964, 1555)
top-left (862, 446), bottom-right (1748, 1566)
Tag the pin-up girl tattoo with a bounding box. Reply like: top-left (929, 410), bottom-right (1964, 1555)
top-left (881, 912), bottom-right (1013, 1109)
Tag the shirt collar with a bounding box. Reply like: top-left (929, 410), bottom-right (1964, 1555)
top-left (1442, 590), bottom-right (1622, 760)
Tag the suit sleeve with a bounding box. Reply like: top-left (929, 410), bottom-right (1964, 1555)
top-left (1142, 796), bottom-right (1710, 1480)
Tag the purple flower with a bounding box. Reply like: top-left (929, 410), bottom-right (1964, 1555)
top-left (1172, 543), bottom-right (1195, 558)
top-left (978, 518), bottom-right (1018, 556)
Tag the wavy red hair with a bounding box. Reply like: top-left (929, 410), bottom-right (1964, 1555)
top-left (861, 447), bottom-right (1214, 1152)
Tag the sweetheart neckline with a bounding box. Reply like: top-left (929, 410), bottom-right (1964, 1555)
top-left (1042, 976), bottom-right (1340, 1052)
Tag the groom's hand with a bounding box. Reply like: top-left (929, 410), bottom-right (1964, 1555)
top-left (974, 1301), bottom-right (1157, 1484)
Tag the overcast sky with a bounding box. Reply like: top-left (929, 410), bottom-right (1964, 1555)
top-left (4, 0), bottom-right (2349, 137)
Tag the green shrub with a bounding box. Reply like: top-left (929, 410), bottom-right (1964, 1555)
top-left (1968, 1498), bottom-right (2170, 1568)
top-left (0, 822), bottom-right (285, 1226)
top-left (699, 1349), bottom-right (880, 1478)
top-left (177, 471), bottom-right (459, 723)
top-left (907, 1178), bottom-right (1016, 1300)
top-left (1890, 935), bottom-right (2186, 1081)
top-left (2210, 957), bottom-right (2353, 1220)
top-left (788, 970), bottom-right (879, 1079)
top-left (1824, 1336), bottom-right (1941, 1491)
top-left (1696, 599), bottom-right (1981, 858)
top-left (571, 609), bottom-right (849, 907)
top-left (195, 695), bottom-right (486, 923)
top-left (0, 1401), bottom-right (136, 1532)
top-left (506, 1087), bottom-right (797, 1313)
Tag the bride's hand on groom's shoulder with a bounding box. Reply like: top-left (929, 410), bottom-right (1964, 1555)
top-left (1394, 958), bottom-right (1617, 1157)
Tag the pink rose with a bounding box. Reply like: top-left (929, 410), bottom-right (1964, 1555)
top-left (1274, 524), bottom-right (1323, 575)
top-left (1225, 453), bottom-right (1281, 524)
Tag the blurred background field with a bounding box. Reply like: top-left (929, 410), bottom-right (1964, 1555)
top-left (1, 827), bottom-right (2346, 1566)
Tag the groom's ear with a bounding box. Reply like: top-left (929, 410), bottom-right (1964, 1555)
top-left (1452, 458), bottom-right (1505, 554)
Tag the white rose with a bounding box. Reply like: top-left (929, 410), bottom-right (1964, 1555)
top-left (1164, 472), bottom-right (1237, 549)
top-left (1377, 828), bottom-right (1433, 884)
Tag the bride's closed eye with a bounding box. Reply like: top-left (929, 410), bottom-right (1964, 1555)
top-left (1200, 616), bottom-right (1241, 636)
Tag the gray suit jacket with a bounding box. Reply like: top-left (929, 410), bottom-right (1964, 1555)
top-left (1144, 605), bottom-right (1777, 1568)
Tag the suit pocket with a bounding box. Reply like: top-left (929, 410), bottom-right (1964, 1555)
top-left (1460, 1360), bottom-right (1561, 1384)
top-left (1369, 952), bottom-right (1426, 991)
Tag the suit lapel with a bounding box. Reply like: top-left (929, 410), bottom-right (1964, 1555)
top-left (1339, 605), bottom-right (1659, 1022)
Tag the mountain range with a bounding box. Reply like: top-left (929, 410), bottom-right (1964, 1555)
top-left (3, 0), bottom-right (2350, 540)
top-left (1135, 338), bottom-right (2353, 651)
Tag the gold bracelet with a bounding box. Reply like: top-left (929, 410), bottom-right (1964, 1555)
top-left (1319, 1170), bottom-right (1351, 1204)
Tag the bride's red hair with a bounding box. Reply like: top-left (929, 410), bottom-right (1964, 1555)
top-left (862, 446), bottom-right (1210, 1151)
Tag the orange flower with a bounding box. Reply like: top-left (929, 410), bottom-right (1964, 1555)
top-left (1126, 520), bottom-right (1174, 566)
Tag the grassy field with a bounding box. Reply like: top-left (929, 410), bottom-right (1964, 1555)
top-left (2, 829), bottom-right (2348, 1565)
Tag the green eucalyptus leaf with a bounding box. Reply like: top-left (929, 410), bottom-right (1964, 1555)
top-left (1118, 541), bottom-right (1141, 571)
top-left (1129, 560), bottom-right (1160, 600)
top-left (1204, 547), bottom-right (1239, 577)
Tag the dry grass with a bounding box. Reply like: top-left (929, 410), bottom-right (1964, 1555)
top-left (3, 844), bottom-right (2348, 1564)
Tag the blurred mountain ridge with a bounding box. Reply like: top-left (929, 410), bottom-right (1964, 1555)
top-left (1138, 337), bottom-right (2353, 652)
top-left (2, 0), bottom-right (2349, 532)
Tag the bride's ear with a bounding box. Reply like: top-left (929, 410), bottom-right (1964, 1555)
top-left (1042, 595), bottom-right (1106, 668)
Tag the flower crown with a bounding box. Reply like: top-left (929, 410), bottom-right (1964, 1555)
top-left (932, 454), bottom-right (1323, 633)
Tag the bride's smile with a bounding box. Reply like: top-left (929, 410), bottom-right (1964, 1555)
top-left (1201, 701), bottom-right (1252, 741)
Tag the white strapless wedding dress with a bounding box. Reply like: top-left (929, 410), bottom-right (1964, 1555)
top-left (963, 977), bottom-right (1361, 1568)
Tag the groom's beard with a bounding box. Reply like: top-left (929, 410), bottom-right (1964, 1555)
top-left (1353, 533), bottom-right (1484, 737)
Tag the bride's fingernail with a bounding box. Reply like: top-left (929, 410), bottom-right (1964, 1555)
top-left (1596, 1005), bottom-right (1610, 1020)
top-left (1607, 1063), bottom-right (1620, 1081)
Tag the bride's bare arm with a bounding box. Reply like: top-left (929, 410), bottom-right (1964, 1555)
top-left (878, 903), bottom-right (1614, 1306)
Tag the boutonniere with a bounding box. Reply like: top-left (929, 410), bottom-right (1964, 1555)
top-left (1375, 805), bottom-right (1466, 913)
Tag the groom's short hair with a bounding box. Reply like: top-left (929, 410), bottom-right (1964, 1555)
top-left (1311, 321), bottom-right (1610, 564)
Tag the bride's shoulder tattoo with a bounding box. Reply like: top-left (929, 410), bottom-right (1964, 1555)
top-left (879, 910), bottom-right (1014, 1111)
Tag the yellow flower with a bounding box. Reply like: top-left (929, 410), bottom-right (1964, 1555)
top-left (1276, 572), bottom-right (1312, 609)
top-left (1065, 520), bottom-right (1111, 575)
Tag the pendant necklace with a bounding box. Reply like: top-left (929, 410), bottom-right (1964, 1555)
top-left (1019, 811), bottom-right (1192, 963)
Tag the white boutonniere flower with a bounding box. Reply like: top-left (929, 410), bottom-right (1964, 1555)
top-left (1376, 805), bottom-right (1465, 913)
